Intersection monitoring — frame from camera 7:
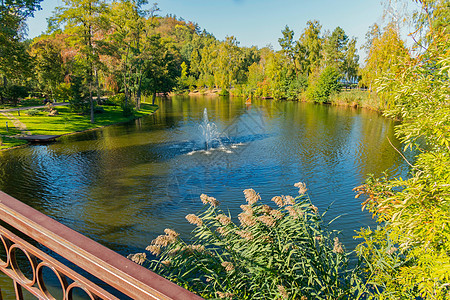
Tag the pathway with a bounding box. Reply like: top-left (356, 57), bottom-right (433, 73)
top-left (0, 102), bottom-right (69, 112)
top-left (0, 111), bottom-right (31, 135)
top-left (0, 102), bottom-right (70, 136)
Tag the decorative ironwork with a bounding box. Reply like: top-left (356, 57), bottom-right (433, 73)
top-left (0, 191), bottom-right (202, 300)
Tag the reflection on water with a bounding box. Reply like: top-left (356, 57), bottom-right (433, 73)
top-left (0, 96), bottom-right (412, 258)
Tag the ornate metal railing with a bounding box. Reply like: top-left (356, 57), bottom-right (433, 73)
top-left (0, 191), bottom-right (202, 300)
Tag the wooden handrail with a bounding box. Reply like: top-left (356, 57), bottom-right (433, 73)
top-left (0, 190), bottom-right (203, 299)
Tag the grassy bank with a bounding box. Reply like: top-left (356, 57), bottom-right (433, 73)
top-left (0, 103), bottom-right (158, 150)
top-left (329, 89), bottom-right (380, 110)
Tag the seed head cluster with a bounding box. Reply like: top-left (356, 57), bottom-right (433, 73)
top-left (243, 189), bottom-right (260, 205)
top-left (128, 252), bottom-right (147, 265)
top-left (238, 212), bottom-right (256, 227)
top-left (217, 292), bottom-right (234, 299)
top-left (272, 196), bottom-right (284, 207)
top-left (258, 215), bottom-right (276, 227)
top-left (240, 204), bottom-right (254, 215)
top-left (277, 285), bottom-right (289, 299)
top-left (221, 261), bottom-right (235, 272)
top-left (186, 214), bottom-right (203, 226)
top-left (333, 237), bottom-right (344, 254)
top-left (236, 230), bottom-right (253, 241)
top-left (270, 209), bottom-right (283, 220)
top-left (145, 245), bottom-right (161, 255)
top-left (216, 214), bottom-right (232, 226)
top-left (200, 193), bottom-right (219, 207)
top-left (294, 182), bottom-right (308, 195)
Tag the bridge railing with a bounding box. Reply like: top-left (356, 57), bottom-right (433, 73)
top-left (0, 190), bottom-right (202, 300)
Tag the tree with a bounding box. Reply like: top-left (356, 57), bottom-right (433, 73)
top-left (355, 1), bottom-right (450, 298)
top-left (1, 0), bottom-right (42, 100)
top-left (141, 34), bottom-right (179, 105)
top-left (306, 66), bottom-right (341, 103)
top-left (342, 37), bottom-right (359, 84)
top-left (298, 20), bottom-right (322, 76)
top-left (322, 26), bottom-right (348, 72)
top-left (278, 25), bottom-right (300, 77)
top-left (50, 0), bottom-right (107, 122)
top-left (30, 35), bottom-right (65, 99)
top-left (359, 22), bottom-right (410, 100)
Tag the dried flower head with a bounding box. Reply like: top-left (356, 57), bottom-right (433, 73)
top-left (145, 245), bottom-right (161, 255)
top-left (164, 228), bottom-right (179, 238)
top-left (261, 205), bottom-right (272, 214)
top-left (200, 193), bottom-right (220, 207)
top-left (216, 226), bottom-right (229, 236)
top-left (216, 214), bottom-right (232, 226)
top-left (127, 253), bottom-right (147, 265)
top-left (186, 214), bottom-right (203, 226)
top-left (277, 285), bottom-right (289, 299)
top-left (216, 291), bottom-right (234, 299)
top-left (315, 235), bottom-right (323, 242)
top-left (152, 235), bottom-right (171, 247)
top-left (272, 196), bottom-right (284, 207)
top-left (285, 206), bottom-right (299, 219)
top-left (284, 195), bottom-right (296, 205)
top-left (161, 260), bottom-right (171, 266)
top-left (236, 230), bottom-right (253, 241)
top-left (238, 212), bottom-right (257, 227)
top-left (243, 189), bottom-right (260, 205)
top-left (270, 209), bottom-right (283, 220)
top-left (200, 193), bottom-right (209, 204)
top-left (208, 196), bottom-right (219, 207)
top-left (168, 247), bottom-right (181, 257)
top-left (387, 247), bottom-right (398, 255)
top-left (190, 244), bottom-right (205, 252)
top-left (333, 237), bottom-right (344, 254)
top-left (294, 182), bottom-right (308, 195)
top-left (240, 204), bottom-right (254, 215)
top-left (258, 215), bottom-right (276, 227)
top-left (310, 205), bottom-right (319, 214)
top-left (221, 261), bottom-right (235, 272)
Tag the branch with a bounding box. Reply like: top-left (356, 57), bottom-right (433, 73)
top-left (387, 136), bottom-right (414, 168)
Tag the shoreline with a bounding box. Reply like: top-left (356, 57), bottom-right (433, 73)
top-left (0, 104), bottom-right (159, 151)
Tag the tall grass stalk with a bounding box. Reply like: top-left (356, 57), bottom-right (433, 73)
top-left (130, 183), bottom-right (364, 299)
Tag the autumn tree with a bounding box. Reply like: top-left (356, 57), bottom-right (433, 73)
top-left (359, 22), bottom-right (410, 101)
top-left (50, 0), bottom-right (107, 122)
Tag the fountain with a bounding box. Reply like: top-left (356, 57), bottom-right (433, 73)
top-left (199, 108), bottom-right (224, 150)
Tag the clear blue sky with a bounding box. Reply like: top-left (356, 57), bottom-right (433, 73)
top-left (27, 0), bottom-right (387, 59)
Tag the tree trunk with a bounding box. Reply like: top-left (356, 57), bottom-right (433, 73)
top-left (90, 82), bottom-right (94, 124)
top-left (152, 90), bottom-right (156, 105)
top-left (95, 69), bottom-right (101, 103)
top-left (1, 76), bottom-right (6, 104)
top-left (136, 77), bottom-right (142, 110)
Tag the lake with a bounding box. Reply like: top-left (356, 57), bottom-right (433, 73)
top-left (0, 96), bottom-right (412, 258)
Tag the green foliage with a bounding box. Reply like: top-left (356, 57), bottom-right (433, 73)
top-left (1, 84), bottom-right (29, 105)
top-left (25, 108), bottom-right (40, 116)
top-left (306, 66), bottom-right (341, 103)
top-left (131, 185), bottom-right (364, 299)
top-left (69, 75), bottom-right (89, 113)
top-left (355, 5), bottom-right (450, 298)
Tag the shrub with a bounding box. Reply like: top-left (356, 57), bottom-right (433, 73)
top-left (25, 108), bottom-right (40, 116)
top-left (306, 66), bottom-right (341, 103)
top-left (130, 183), bottom-right (363, 299)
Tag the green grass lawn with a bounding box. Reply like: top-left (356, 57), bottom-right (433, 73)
top-left (0, 103), bottom-right (158, 150)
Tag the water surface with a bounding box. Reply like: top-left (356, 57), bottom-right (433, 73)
top-left (0, 96), bottom-right (412, 256)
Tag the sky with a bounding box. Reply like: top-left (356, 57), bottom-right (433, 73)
top-left (26, 0), bottom-right (391, 60)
